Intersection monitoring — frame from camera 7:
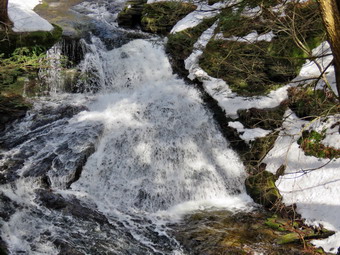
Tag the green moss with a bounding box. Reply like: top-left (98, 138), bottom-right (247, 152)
top-left (200, 38), bottom-right (298, 96)
top-left (298, 130), bottom-right (340, 159)
top-left (0, 25), bottom-right (63, 98)
top-left (0, 94), bottom-right (31, 109)
top-left (288, 87), bottom-right (339, 120)
top-left (237, 0), bottom-right (280, 9)
top-left (199, 1), bottom-right (325, 96)
top-left (0, 47), bottom-right (49, 96)
top-left (141, 2), bottom-right (196, 34)
top-left (277, 233), bottom-right (300, 245)
top-left (265, 215), bottom-right (285, 231)
top-left (0, 24), bottom-right (62, 56)
top-left (245, 170), bottom-right (282, 208)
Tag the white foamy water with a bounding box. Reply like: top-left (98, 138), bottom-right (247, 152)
top-left (71, 39), bottom-right (251, 212)
top-left (0, 13), bottom-right (253, 255)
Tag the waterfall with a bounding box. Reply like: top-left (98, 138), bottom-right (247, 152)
top-left (0, 2), bottom-right (253, 254)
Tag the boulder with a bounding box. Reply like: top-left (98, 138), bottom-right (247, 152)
top-left (117, 0), bottom-right (147, 28)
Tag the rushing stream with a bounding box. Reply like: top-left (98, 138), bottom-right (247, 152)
top-left (0, 1), bottom-right (253, 254)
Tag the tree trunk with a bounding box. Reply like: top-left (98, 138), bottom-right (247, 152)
top-left (0, 0), bottom-right (12, 26)
top-left (318, 0), bottom-right (340, 97)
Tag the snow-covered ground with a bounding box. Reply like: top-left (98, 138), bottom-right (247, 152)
top-left (182, 4), bottom-right (340, 254)
top-left (8, 0), bottom-right (54, 32)
top-left (263, 112), bottom-right (340, 253)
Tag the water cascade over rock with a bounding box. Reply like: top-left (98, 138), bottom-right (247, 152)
top-left (0, 1), bottom-right (253, 254)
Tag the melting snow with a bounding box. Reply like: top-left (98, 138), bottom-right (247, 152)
top-left (228, 121), bottom-right (272, 143)
top-left (8, 0), bottom-right (54, 32)
top-left (182, 4), bottom-right (340, 253)
top-left (215, 31), bottom-right (275, 43)
top-left (263, 112), bottom-right (340, 253)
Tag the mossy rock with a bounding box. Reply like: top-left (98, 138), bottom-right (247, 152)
top-left (141, 2), bottom-right (196, 34)
top-left (199, 37), bottom-right (299, 96)
top-left (117, 0), bottom-right (147, 28)
top-left (0, 24), bottom-right (62, 56)
top-left (245, 169), bottom-right (282, 208)
top-left (265, 215), bottom-right (286, 231)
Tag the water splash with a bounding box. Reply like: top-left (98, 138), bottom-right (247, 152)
top-left (0, 9), bottom-right (253, 255)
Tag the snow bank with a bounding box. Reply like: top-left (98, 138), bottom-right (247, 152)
top-left (263, 112), bottom-right (340, 253)
top-left (8, 0), bottom-right (54, 32)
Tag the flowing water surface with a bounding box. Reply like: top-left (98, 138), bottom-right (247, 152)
top-left (0, 1), bottom-right (253, 254)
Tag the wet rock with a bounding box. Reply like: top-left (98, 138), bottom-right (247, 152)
top-left (0, 102), bottom-right (103, 186)
top-left (0, 238), bottom-right (7, 255)
top-left (0, 159), bottom-right (22, 184)
top-left (0, 194), bottom-right (20, 255)
top-left (54, 239), bottom-right (85, 255)
top-left (0, 104), bottom-right (88, 149)
top-left (0, 193), bottom-right (20, 222)
top-left (0, 94), bottom-right (31, 132)
top-left (35, 190), bottom-right (110, 225)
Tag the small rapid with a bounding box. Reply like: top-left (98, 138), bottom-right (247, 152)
top-left (0, 1), bottom-right (253, 254)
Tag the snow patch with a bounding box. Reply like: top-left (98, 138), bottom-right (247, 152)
top-left (228, 121), bottom-right (272, 143)
top-left (216, 31), bottom-right (275, 43)
top-left (8, 0), bottom-right (54, 32)
top-left (263, 111), bottom-right (340, 253)
top-left (171, 1), bottom-right (234, 33)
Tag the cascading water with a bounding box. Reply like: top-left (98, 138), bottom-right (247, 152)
top-left (0, 1), bottom-right (253, 254)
